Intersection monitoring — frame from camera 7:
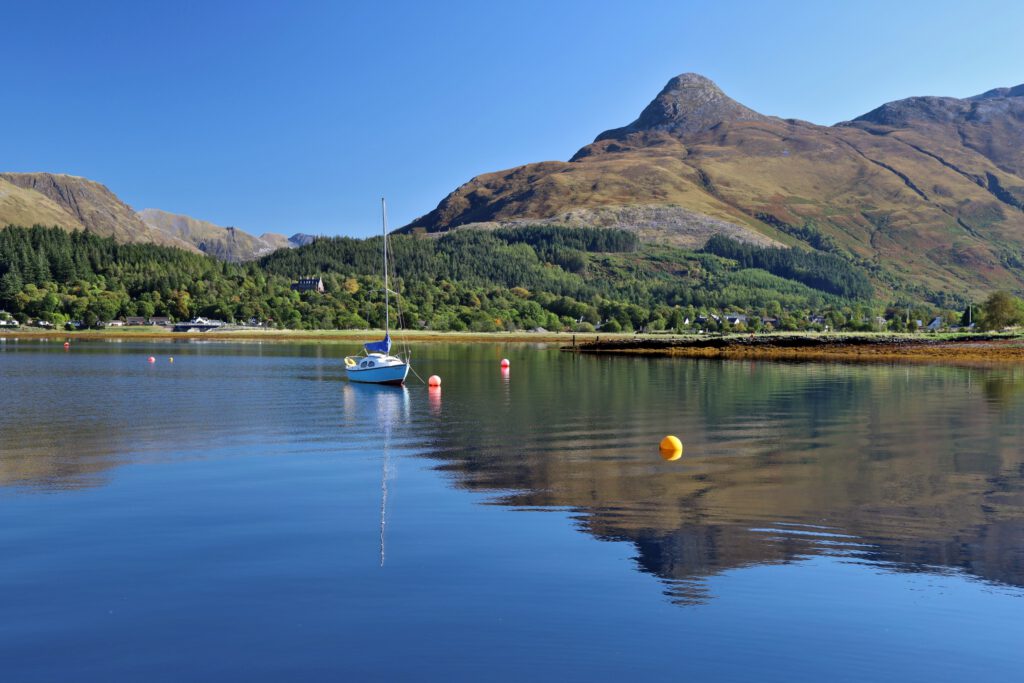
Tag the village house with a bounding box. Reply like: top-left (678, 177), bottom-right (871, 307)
top-left (725, 314), bottom-right (748, 326)
top-left (150, 316), bottom-right (171, 326)
top-left (125, 316), bottom-right (147, 326)
top-left (291, 277), bottom-right (325, 293)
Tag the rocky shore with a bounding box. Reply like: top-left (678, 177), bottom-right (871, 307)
top-left (569, 333), bottom-right (1024, 364)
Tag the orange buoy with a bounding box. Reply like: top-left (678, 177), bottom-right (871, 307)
top-left (500, 358), bottom-right (510, 368)
top-left (659, 435), bottom-right (683, 461)
top-left (428, 375), bottom-right (441, 387)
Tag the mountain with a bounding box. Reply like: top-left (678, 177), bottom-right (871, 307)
top-left (0, 173), bottom-right (197, 251)
top-left (403, 73), bottom-right (1024, 298)
top-left (137, 209), bottom-right (309, 262)
top-left (0, 172), bottom-right (311, 261)
top-left (286, 232), bottom-right (318, 247)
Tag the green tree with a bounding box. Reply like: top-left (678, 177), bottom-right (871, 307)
top-left (980, 291), bottom-right (1024, 331)
top-left (0, 270), bottom-right (23, 304)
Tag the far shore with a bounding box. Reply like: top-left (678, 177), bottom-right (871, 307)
top-left (0, 325), bottom-right (595, 344)
top-left (4, 326), bottom-right (1024, 364)
top-left (572, 331), bottom-right (1024, 364)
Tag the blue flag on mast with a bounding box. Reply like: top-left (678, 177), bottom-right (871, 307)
top-left (364, 333), bottom-right (391, 354)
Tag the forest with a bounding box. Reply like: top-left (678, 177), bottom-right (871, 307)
top-left (0, 223), bottom-right (981, 333)
top-left (701, 234), bottom-right (873, 299)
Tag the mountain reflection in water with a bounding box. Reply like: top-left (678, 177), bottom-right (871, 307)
top-left (414, 351), bottom-right (1024, 602)
top-left (2, 340), bottom-right (1023, 607)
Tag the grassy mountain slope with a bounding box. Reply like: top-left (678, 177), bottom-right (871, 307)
top-left (138, 208), bottom-right (285, 262)
top-left (403, 74), bottom-right (1024, 300)
top-left (0, 173), bottom-right (197, 251)
top-left (0, 173), bottom-right (307, 262)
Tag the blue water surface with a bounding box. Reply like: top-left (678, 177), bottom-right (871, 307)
top-left (1, 339), bottom-right (1022, 681)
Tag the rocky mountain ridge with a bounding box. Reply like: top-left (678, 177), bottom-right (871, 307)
top-left (0, 173), bottom-right (314, 261)
top-left (138, 209), bottom-right (313, 262)
top-left (0, 173), bottom-right (198, 251)
top-left (595, 72), bottom-right (770, 141)
top-left (404, 74), bottom-right (1024, 298)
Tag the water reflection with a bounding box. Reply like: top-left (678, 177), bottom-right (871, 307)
top-left (411, 352), bottom-right (1024, 602)
top-left (428, 385), bottom-right (442, 416)
top-left (2, 341), bottom-right (1024, 605)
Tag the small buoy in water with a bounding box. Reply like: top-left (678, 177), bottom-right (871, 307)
top-left (659, 435), bottom-right (683, 461)
top-left (169, 357), bottom-right (174, 363)
top-left (500, 358), bottom-right (510, 368)
top-left (63, 342), bottom-right (70, 349)
top-left (428, 375), bottom-right (441, 387)
top-left (147, 356), bottom-right (156, 363)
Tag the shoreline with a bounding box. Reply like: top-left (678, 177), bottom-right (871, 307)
top-left (4, 327), bottom-right (1024, 363)
top-left (571, 332), bottom-right (1024, 364)
top-left (0, 326), bottom-right (599, 345)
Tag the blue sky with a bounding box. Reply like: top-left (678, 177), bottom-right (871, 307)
top-left (4, 0), bottom-right (1023, 237)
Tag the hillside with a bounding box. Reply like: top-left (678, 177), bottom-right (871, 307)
top-left (0, 173), bottom-right (311, 262)
top-left (138, 209), bottom-right (308, 262)
top-left (0, 173), bottom-right (197, 251)
top-left (3, 224), bottom-right (890, 334)
top-left (403, 73), bottom-right (1024, 301)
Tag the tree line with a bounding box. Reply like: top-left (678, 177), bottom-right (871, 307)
top-left (1, 224), bottom-right (1020, 333)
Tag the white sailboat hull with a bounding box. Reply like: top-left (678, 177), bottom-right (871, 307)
top-left (345, 353), bottom-right (410, 385)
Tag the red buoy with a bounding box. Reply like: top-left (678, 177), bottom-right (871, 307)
top-left (500, 358), bottom-right (510, 368)
top-left (147, 356), bottom-right (156, 363)
top-left (428, 375), bottom-right (442, 387)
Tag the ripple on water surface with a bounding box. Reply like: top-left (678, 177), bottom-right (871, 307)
top-left (1, 341), bottom-right (1023, 680)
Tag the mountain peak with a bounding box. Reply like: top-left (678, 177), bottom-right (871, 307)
top-left (850, 81), bottom-right (1024, 128)
top-left (595, 72), bottom-right (767, 142)
top-left (969, 83), bottom-right (1024, 101)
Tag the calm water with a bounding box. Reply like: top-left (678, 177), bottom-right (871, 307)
top-left (1, 339), bottom-right (1023, 681)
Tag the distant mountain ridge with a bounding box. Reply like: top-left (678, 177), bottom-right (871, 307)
top-left (404, 73), bottom-right (1024, 298)
top-left (0, 172), bottom-right (314, 261)
top-left (0, 173), bottom-right (198, 251)
top-left (138, 209), bottom-right (312, 262)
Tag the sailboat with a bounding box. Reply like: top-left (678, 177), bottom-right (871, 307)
top-left (345, 199), bottom-right (411, 386)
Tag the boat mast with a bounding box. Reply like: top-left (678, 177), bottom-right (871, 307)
top-left (382, 197), bottom-right (390, 335)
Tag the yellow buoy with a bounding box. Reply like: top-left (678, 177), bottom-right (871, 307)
top-left (659, 435), bottom-right (683, 461)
